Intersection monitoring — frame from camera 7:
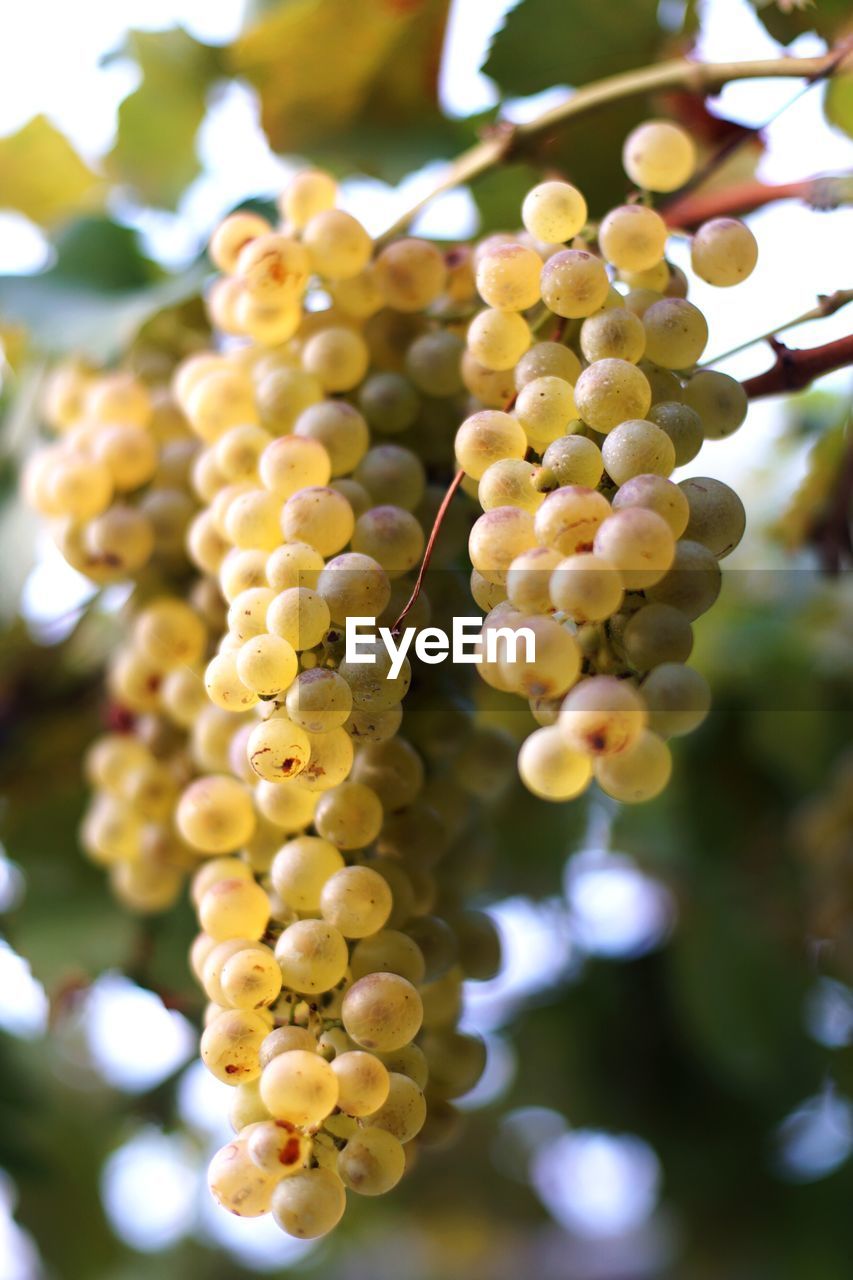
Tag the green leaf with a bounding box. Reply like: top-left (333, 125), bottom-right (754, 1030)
top-left (106, 29), bottom-right (223, 208)
top-left (749, 0), bottom-right (853, 44)
top-left (825, 74), bottom-right (853, 139)
top-left (0, 216), bottom-right (207, 359)
top-left (228, 0), bottom-right (452, 177)
top-left (0, 116), bottom-right (102, 226)
top-left (483, 0), bottom-right (666, 97)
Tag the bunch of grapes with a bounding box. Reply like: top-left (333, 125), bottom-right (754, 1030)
top-left (21, 120), bottom-right (761, 1237)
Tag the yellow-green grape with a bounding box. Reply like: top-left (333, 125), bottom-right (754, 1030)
top-left (214, 424), bottom-right (270, 483)
top-left (619, 259), bottom-right (670, 292)
top-left (461, 350), bottom-right (516, 406)
top-left (622, 602), bottom-right (694, 671)
top-left (468, 504), bottom-right (536, 585)
top-left (260, 1048), bottom-right (339, 1126)
top-left (368, 1072), bottom-right (426, 1143)
top-left (208, 1137), bottom-right (275, 1217)
top-left (202, 938), bottom-right (258, 1005)
top-left (682, 370), bottom-right (748, 440)
top-left (191, 858), bottom-right (253, 911)
top-left (281, 486), bottom-right (354, 556)
top-left (225, 488), bottom-right (283, 551)
top-left (574, 358), bottom-right (652, 433)
top-left (199, 877), bottom-right (270, 942)
top-left (467, 308), bottom-right (531, 371)
top-left (352, 506), bottom-right (425, 577)
top-left (470, 568), bottom-right (507, 611)
top-left (534, 485), bottom-right (612, 555)
top-left (201, 1009), bottom-right (268, 1084)
top-left (691, 217), bottom-right (758, 287)
top-left (204, 651), bottom-right (258, 712)
top-left (611, 473), bottom-right (689, 538)
top-left (300, 728), bottom-right (355, 792)
top-left (602, 418), bottom-right (676, 486)
top-left (85, 734), bottom-right (151, 793)
top-left (642, 299), bottom-right (708, 370)
top-left (258, 436), bottom-right (331, 499)
top-left (515, 376), bottom-right (578, 449)
top-left (377, 1044), bottom-right (429, 1090)
top-left (275, 919), bottom-right (349, 994)
top-left (541, 435), bottom-right (604, 489)
top-left (236, 634), bottom-right (299, 698)
top-left (236, 232), bottom-right (310, 302)
top-left (374, 238), bottom-right (447, 312)
top-left (599, 204), bottom-right (668, 272)
top-left (303, 208), bottom-right (372, 280)
top-left (266, 542), bottom-right (324, 593)
top-left (246, 1118), bottom-right (311, 1178)
top-left (420, 1029), bottom-right (486, 1098)
top-left (260, 1026), bottom-right (319, 1069)
top-left (227, 586), bottom-right (276, 642)
top-left (506, 546), bottom-right (562, 613)
top-left (593, 507), bottom-right (675, 589)
top-left (641, 662), bottom-right (711, 737)
top-left (219, 548), bottom-right (267, 602)
top-left (255, 777), bottom-right (318, 832)
top-left (623, 119), bottom-right (696, 192)
top-left (499, 614), bottom-right (581, 698)
top-left (405, 330), bottom-right (465, 397)
top-left (83, 503), bottom-right (155, 577)
top-left (173, 351), bottom-right (226, 412)
top-left (331, 477), bottom-right (370, 517)
top-left (270, 835), bottom-right (345, 912)
top-left (92, 424), bottom-right (157, 490)
top-left (188, 510), bottom-right (230, 575)
top-left (133, 598), bottom-right (205, 671)
top-left (293, 401), bottom-right (369, 477)
top-left (246, 717), bottom-right (311, 782)
top-left (647, 401), bottom-right (703, 465)
top-left (455, 410), bottom-right (527, 480)
top-left (256, 367), bottom-right (323, 434)
top-left (332, 1051), bottom-right (391, 1117)
top-left (108, 648), bottom-right (167, 714)
top-left (337, 1126), bottom-right (405, 1196)
top-left (285, 669), bottom-right (353, 734)
top-left (515, 340), bottom-right (581, 390)
top-left (209, 210), bottom-right (270, 273)
top-left (580, 308), bottom-right (646, 364)
top-left (110, 859), bottom-right (183, 913)
top-left (302, 327), bottom-right (370, 393)
top-left (44, 453), bottom-right (113, 521)
top-left (121, 758), bottom-right (178, 821)
top-left (280, 168), bottom-right (337, 229)
top-left (192, 704), bottom-right (243, 772)
top-left (220, 946), bottom-right (283, 1010)
top-left (339, 642), bottom-right (411, 714)
top-left (522, 180), bottom-right (587, 242)
top-left (271, 1166), bottom-right (346, 1239)
top-left (185, 368), bottom-right (256, 443)
top-left (85, 370), bottom-right (152, 425)
top-left (351, 930), bottom-right (425, 985)
top-left (227, 1079), bottom-right (271, 1132)
top-left (645, 539), bottom-right (721, 619)
top-left (177, 775), bottom-right (256, 854)
top-left (267, 587), bottom-right (331, 650)
top-left (316, 553), bottom-right (390, 623)
top-left (342, 972), bottom-right (423, 1051)
top-left (594, 728), bottom-right (672, 802)
top-left (479, 459), bottom-right (545, 513)
top-left (358, 372), bottom-right (419, 435)
top-left (355, 447), bottom-right (425, 513)
top-left (518, 723), bottom-right (594, 801)
top-left (550, 552), bottom-right (624, 622)
top-left (319, 866), bottom-right (392, 938)
top-left (678, 476), bottom-right (746, 558)
top-left (475, 241), bottom-right (542, 311)
top-left (349, 737), bottom-right (423, 810)
top-left (639, 360), bottom-right (684, 403)
top-left (314, 781), bottom-right (383, 850)
top-left (559, 674), bottom-right (647, 756)
top-left (80, 795), bottom-right (141, 865)
top-left (540, 249), bottom-right (610, 318)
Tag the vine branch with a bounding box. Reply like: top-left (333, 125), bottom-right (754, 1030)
top-left (663, 173), bottom-right (853, 229)
top-left (376, 47), bottom-right (847, 245)
top-left (741, 334), bottom-right (853, 398)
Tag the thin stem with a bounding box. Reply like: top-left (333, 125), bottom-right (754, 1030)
top-left (742, 333), bottom-right (853, 398)
top-left (375, 48), bottom-right (846, 245)
top-left (703, 289), bottom-right (853, 367)
top-left (391, 468), bottom-right (465, 635)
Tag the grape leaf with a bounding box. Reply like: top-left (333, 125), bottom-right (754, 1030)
top-left (106, 29), bottom-right (224, 209)
top-left (483, 0), bottom-right (674, 97)
top-left (825, 74), bottom-right (853, 140)
top-left (0, 116), bottom-right (102, 225)
top-left (749, 0), bottom-right (853, 43)
top-left (228, 0), bottom-right (452, 174)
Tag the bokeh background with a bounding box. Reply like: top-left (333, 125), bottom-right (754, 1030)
top-left (0, 1), bottom-right (852, 1277)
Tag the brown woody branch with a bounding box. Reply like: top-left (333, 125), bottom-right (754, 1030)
top-left (663, 173), bottom-right (853, 229)
top-left (742, 334), bottom-right (853, 398)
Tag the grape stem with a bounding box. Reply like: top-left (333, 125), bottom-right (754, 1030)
top-left (374, 46), bottom-right (850, 245)
top-left (703, 289), bottom-right (853, 367)
top-left (741, 333), bottom-right (853, 398)
top-left (663, 173), bottom-right (853, 229)
top-left (391, 467), bottom-right (465, 635)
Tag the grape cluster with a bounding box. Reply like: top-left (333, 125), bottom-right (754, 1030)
top-left (22, 123), bottom-right (760, 1236)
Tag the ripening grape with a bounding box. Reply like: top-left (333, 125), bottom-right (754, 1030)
top-left (260, 1049), bottom-right (339, 1127)
top-left (559, 675), bottom-right (647, 756)
top-left (574, 359), bottom-right (652, 433)
top-left (593, 507), bottom-right (675, 589)
top-left (498, 614), bottom-right (581, 698)
top-left (645, 539), bottom-right (722, 619)
top-left (515, 341), bottom-right (581, 389)
top-left (682, 370), bottom-right (748, 440)
top-left (201, 1009), bottom-right (269, 1084)
top-left (313, 781), bottom-right (383, 850)
top-left (178, 775), bottom-right (256, 854)
top-left (281, 486), bottom-right (355, 556)
top-left (286, 669), bottom-right (353, 734)
top-left (599, 205), bottom-right (668, 272)
top-left (375, 238), bottom-right (447, 312)
top-left (594, 728), bottom-right (672, 802)
top-left (271, 1167), bottom-right (347, 1239)
top-left (515, 376), bottom-right (577, 448)
top-left (267, 587), bottom-right (332, 649)
top-left (236, 633), bottom-right (299, 698)
top-left (332, 1051), bottom-right (391, 1117)
top-left (280, 168), bottom-right (337, 228)
top-left (275, 919), bottom-right (349, 994)
top-left (358, 372), bottom-right (420, 434)
top-left (518, 726), bottom-right (593, 801)
top-left (337, 1127), bottom-right (405, 1196)
top-left (549, 552), bottom-right (624, 622)
top-left (302, 327), bottom-right (370, 392)
top-left (691, 217), bottom-right (758, 287)
top-left (642, 299), bottom-right (709, 369)
top-left (647, 401), bottom-right (704, 465)
top-left (678, 476), bottom-right (746, 558)
top-left (479, 459), bottom-right (545, 513)
top-left (469, 506), bottom-right (537, 585)
top-left (246, 716), bottom-right (311, 782)
top-left (209, 211), bottom-right (270, 273)
top-left (467, 308), bottom-right (531, 371)
top-left (611, 473), bottom-right (690, 538)
top-left (534, 486), bottom-right (612, 556)
top-left (601, 418), bottom-right (676, 485)
top-left (522, 180), bottom-right (587, 242)
top-left (506, 546), bottom-right (562, 614)
top-left (342, 972), bottom-right (423, 1051)
top-left (475, 242), bottom-right (542, 311)
top-left (541, 435), bottom-right (604, 489)
top-left (641, 662), bottom-right (712, 737)
top-left (540, 249), bottom-right (610, 318)
top-left (622, 120), bottom-right (696, 192)
top-left (320, 865), bottom-right (393, 938)
top-left (455, 410), bottom-right (528, 480)
top-left (621, 602), bottom-right (694, 671)
top-left (303, 209), bottom-right (372, 279)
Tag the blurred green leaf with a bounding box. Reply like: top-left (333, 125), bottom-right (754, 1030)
top-left (0, 116), bottom-right (103, 225)
top-left (749, 0), bottom-right (853, 43)
top-left (825, 74), bottom-right (853, 139)
top-left (106, 29), bottom-right (223, 208)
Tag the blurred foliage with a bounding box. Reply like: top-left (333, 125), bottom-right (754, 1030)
top-left (0, 0), bottom-right (852, 1278)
